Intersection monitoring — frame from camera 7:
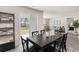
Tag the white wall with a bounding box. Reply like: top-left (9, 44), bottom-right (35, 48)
top-left (0, 6), bottom-right (43, 47)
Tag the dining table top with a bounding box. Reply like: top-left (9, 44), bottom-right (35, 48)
top-left (27, 33), bottom-right (65, 47)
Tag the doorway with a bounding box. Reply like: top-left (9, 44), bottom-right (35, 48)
top-left (20, 15), bottom-right (38, 38)
top-left (20, 16), bottom-right (29, 39)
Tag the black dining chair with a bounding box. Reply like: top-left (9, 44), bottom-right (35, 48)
top-left (53, 33), bottom-right (68, 52)
top-left (54, 29), bottom-right (59, 35)
top-left (40, 30), bottom-right (46, 40)
top-left (61, 33), bottom-right (68, 52)
top-left (40, 30), bottom-right (45, 34)
top-left (53, 36), bottom-right (64, 52)
top-left (21, 36), bottom-right (41, 52)
top-left (32, 31), bottom-right (39, 37)
top-left (32, 31), bottom-right (39, 40)
top-left (21, 36), bottom-right (29, 52)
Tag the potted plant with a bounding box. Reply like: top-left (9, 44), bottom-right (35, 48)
top-left (73, 20), bottom-right (79, 33)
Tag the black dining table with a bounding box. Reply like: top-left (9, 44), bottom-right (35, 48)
top-left (26, 33), bottom-right (65, 52)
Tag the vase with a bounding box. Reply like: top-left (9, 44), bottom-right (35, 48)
top-left (46, 32), bottom-right (49, 36)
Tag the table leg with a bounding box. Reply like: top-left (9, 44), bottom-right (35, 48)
top-left (53, 41), bottom-right (56, 51)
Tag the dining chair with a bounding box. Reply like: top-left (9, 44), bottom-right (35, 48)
top-left (53, 36), bottom-right (64, 52)
top-left (40, 30), bottom-right (46, 40)
top-left (61, 33), bottom-right (68, 52)
top-left (21, 36), bottom-right (40, 52)
top-left (32, 31), bottom-right (39, 37)
top-left (32, 31), bottom-right (41, 43)
top-left (54, 29), bottom-right (59, 35)
top-left (21, 36), bottom-right (29, 52)
top-left (40, 30), bottom-right (45, 34)
top-left (53, 33), bottom-right (68, 52)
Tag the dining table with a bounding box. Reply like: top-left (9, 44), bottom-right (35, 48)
top-left (26, 32), bottom-right (65, 52)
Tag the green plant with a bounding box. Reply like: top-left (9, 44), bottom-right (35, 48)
top-left (73, 20), bottom-right (79, 28)
top-left (73, 20), bottom-right (79, 33)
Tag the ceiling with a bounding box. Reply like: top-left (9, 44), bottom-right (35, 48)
top-left (29, 6), bottom-right (79, 15)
